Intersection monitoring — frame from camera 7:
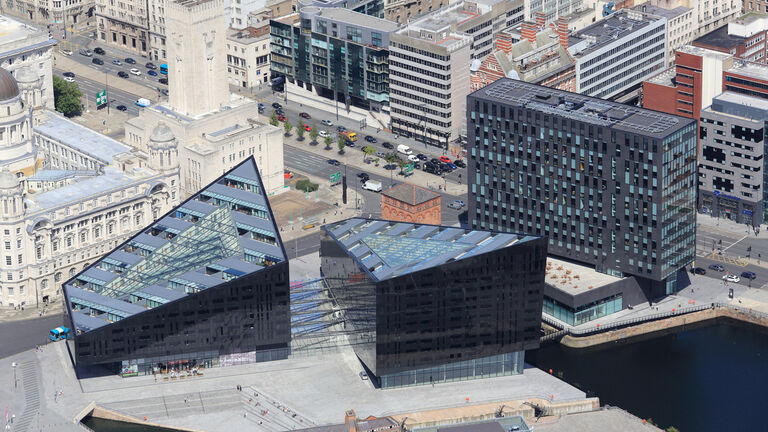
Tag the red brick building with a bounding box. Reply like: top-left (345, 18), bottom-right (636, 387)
top-left (380, 183), bottom-right (441, 225)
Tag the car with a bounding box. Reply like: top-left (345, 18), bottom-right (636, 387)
top-left (277, 114), bottom-right (286, 122)
top-left (375, 151), bottom-right (386, 158)
top-left (328, 159), bottom-right (341, 166)
top-left (359, 371), bottom-right (368, 380)
top-left (382, 142), bottom-right (394, 149)
top-left (159, 78), bottom-right (168, 85)
top-left (416, 153), bottom-right (428, 160)
top-left (319, 130), bottom-right (329, 138)
top-left (62, 72), bottom-right (75, 78)
top-left (448, 200), bottom-right (466, 209)
top-left (160, 89), bottom-right (169, 96)
top-left (741, 271), bottom-right (757, 280)
top-left (691, 267), bottom-right (706, 275)
top-left (63, 76), bottom-right (75, 82)
top-left (454, 159), bottom-right (466, 168)
top-left (125, 57), bottom-right (136, 64)
top-left (147, 70), bottom-right (158, 76)
top-left (284, 169), bottom-right (293, 179)
top-left (724, 274), bottom-right (741, 283)
top-left (322, 119), bottom-right (333, 126)
top-left (145, 62), bottom-right (157, 69)
top-left (413, 162), bottom-right (421, 169)
top-left (365, 135), bottom-right (377, 143)
top-left (129, 68), bottom-right (141, 76)
top-left (299, 112), bottom-right (311, 119)
top-left (446, 163), bottom-right (457, 170)
top-left (440, 163), bottom-right (453, 172)
top-left (384, 164), bottom-right (398, 170)
top-left (117, 71), bottom-right (129, 78)
top-left (61, 49), bottom-right (73, 56)
top-left (92, 58), bottom-right (104, 65)
top-left (337, 125), bottom-right (347, 132)
top-left (357, 172), bottom-right (369, 179)
top-left (708, 264), bottom-right (725, 272)
top-left (439, 156), bottom-right (451, 163)
top-left (79, 48), bottom-right (93, 57)
top-left (275, 108), bottom-right (285, 116)
top-left (303, 124), bottom-right (312, 132)
top-left (345, 141), bottom-right (355, 148)
top-left (430, 158), bottom-right (440, 165)
top-left (272, 102), bottom-right (282, 109)
top-left (257, 103), bottom-right (265, 110)
top-left (116, 105), bottom-right (127, 112)
top-left (408, 154), bottom-right (419, 162)
top-left (112, 59), bottom-right (122, 65)
top-left (93, 47), bottom-right (106, 55)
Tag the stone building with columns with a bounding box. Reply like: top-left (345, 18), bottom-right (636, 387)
top-left (0, 66), bottom-right (180, 309)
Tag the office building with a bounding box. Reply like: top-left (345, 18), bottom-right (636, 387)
top-left (380, 183), bottom-right (441, 224)
top-left (95, 0), bottom-right (150, 57)
top-left (63, 157), bottom-right (290, 375)
top-left (321, 218), bottom-right (546, 388)
top-left (125, 0), bottom-right (284, 198)
top-left (524, 0), bottom-right (583, 24)
top-left (384, 0), bottom-right (446, 24)
top-left (227, 25), bottom-right (271, 89)
top-left (469, 79), bottom-right (697, 299)
top-left (0, 67), bottom-right (180, 310)
top-left (635, 4), bottom-right (695, 67)
top-left (698, 92), bottom-right (766, 225)
top-left (568, 9), bottom-right (667, 101)
top-left (644, 0), bottom-right (739, 38)
top-left (0, 16), bottom-right (56, 109)
top-left (2, 0), bottom-right (90, 26)
top-left (692, 13), bottom-right (768, 64)
top-left (147, 0), bottom-right (168, 62)
top-left (270, 7), bottom-right (398, 113)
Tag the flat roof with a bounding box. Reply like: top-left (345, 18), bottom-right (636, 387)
top-left (316, 8), bottom-right (400, 32)
top-left (693, 25), bottom-right (745, 50)
top-left (474, 79), bottom-right (694, 139)
top-left (726, 59), bottom-right (768, 81)
top-left (545, 257), bottom-right (620, 295)
top-left (64, 157), bottom-right (286, 335)
top-left (31, 166), bottom-right (137, 209)
top-left (0, 15), bottom-right (48, 47)
top-left (646, 66), bottom-right (676, 87)
top-left (323, 218), bottom-right (540, 281)
top-left (569, 10), bottom-right (658, 58)
top-left (633, 4), bottom-right (691, 19)
top-left (34, 113), bottom-right (130, 164)
top-left (382, 183), bottom-right (440, 205)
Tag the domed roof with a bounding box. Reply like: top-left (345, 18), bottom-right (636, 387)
top-left (0, 68), bottom-right (20, 101)
top-left (150, 122), bottom-right (175, 142)
top-left (15, 67), bottom-right (38, 83)
top-left (0, 168), bottom-right (20, 190)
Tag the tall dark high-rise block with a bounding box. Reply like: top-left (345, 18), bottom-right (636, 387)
top-left (321, 218), bottom-right (546, 388)
top-left (63, 157), bottom-right (290, 376)
top-left (468, 79), bottom-right (698, 299)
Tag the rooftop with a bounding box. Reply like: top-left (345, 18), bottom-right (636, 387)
top-left (474, 79), bottom-right (693, 139)
top-left (0, 15), bottom-right (51, 49)
top-left (315, 8), bottom-right (400, 32)
top-left (323, 218), bottom-right (539, 281)
top-left (646, 66), bottom-right (676, 87)
top-left (545, 257), bottom-right (620, 295)
top-left (708, 91), bottom-right (768, 121)
top-left (726, 59), bottom-right (768, 81)
top-left (632, 4), bottom-right (691, 19)
top-left (34, 112), bottom-right (131, 164)
top-left (63, 157), bottom-right (285, 334)
top-left (568, 10), bottom-right (658, 58)
top-left (381, 183), bottom-right (440, 206)
top-left (693, 24), bottom-right (745, 51)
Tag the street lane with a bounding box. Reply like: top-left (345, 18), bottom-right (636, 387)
top-left (53, 70), bottom-right (150, 116)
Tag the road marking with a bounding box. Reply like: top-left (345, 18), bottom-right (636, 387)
top-left (704, 252), bottom-right (749, 267)
top-left (722, 234), bottom-right (747, 253)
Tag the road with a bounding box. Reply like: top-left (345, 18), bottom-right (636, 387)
top-left (54, 71), bottom-right (149, 116)
top-left (0, 313), bottom-right (66, 359)
top-left (694, 224), bottom-right (768, 288)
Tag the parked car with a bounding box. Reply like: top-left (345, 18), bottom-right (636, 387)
top-left (125, 57), bottom-right (136, 64)
top-left (257, 103), bottom-right (265, 110)
top-left (708, 264), bottom-right (725, 272)
top-left (365, 135), bottom-right (377, 143)
top-left (300, 112), bottom-right (311, 119)
top-left (93, 47), bottom-right (106, 55)
top-left (129, 68), bottom-right (141, 76)
top-left (416, 153), bottom-right (427, 160)
top-left (454, 159), bottom-right (466, 168)
top-left (159, 78), bottom-right (168, 85)
top-left (61, 49), bottom-right (73, 56)
top-left (328, 159), bottom-right (341, 166)
top-left (447, 199), bottom-right (466, 209)
top-left (112, 59), bottom-right (122, 65)
top-left (741, 271), bottom-right (757, 280)
top-left (92, 58), bottom-right (104, 65)
top-left (277, 115), bottom-right (286, 122)
top-left (319, 130), bottom-right (329, 138)
top-left (359, 371), bottom-right (368, 380)
top-left (117, 71), bottom-right (129, 78)
top-left (272, 102), bottom-right (282, 109)
top-left (145, 62), bottom-right (157, 69)
top-left (337, 125), bottom-right (347, 132)
top-left (408, 154), bottom-right (419, 162)
top-left (62, 72), bottom-right (75, 78)
top-left (724, 274), bottom-right (741, 283)
top-left (430, 158), bottom-right (440, 165)
top-left (303, 124), bottom-right (312, 132)
top-left (382, 142), bottom-right (394, 149)
top-left (116, 105), bottom-right (127, 112)
top-left (439, 156), bottom-right (451, 163)
top-left (322, 119), bottom-right (333, 126)
top-left (147, 70), bottom-right (158, 76)
top-left (375, 151), bottom-right (386, 158)
top-left (345, 141), bottom-right (355, 148)
top-left (446, 163), bottom-right (457, 170)
top-left (691, 267), bottom-right (706, 275)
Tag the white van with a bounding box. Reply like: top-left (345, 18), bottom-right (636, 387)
top-left (362, 180), bottom-right (382, 192)
top-left (136, 98), bottom-right (151, 107)
top-left (397, 144), bottom-right (412, 155)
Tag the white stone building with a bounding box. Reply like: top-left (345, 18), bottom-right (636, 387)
top-left (227, 25), bottom-right (271, 89)
top-left (1, 0), bottom-right (91, 26)
top-left (125, 0), bottom-right (284, 199)
top-left (95, 0), bottom-right (150, 57)
top-left (635, 4), bottom-right (695, 68)
top-left (0, 67), bottom-right (180, 310)
top-left (0, 15), bottom-right (55, 110)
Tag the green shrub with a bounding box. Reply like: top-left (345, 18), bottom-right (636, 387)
top-left (295, 179), bottom-right (319, 192)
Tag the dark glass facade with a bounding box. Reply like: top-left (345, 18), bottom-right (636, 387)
top-left (320, 218), bottom-right (546, 388)
top-left (468, 79), bottom-right (698, 299)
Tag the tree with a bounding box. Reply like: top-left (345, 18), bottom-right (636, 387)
top-left (666, 427), bottom-right (680, 432)
top-left (295, 179), bottom-right (319, 193)
top-left (269, 111), bottom-right (279, 126)
top-left (283, 119), bottom-right (293, 136)
top-left (53, 75), bottom-right (82, 117)
top-left (337, 134), bottom-right (346, 154)
top-left (324, 135), bottom-right (333, 150)
top-left (296, 125), bottom-right (305, 141)
top-left (309, 123), bottom-right (319, 144)
top-left (363, 145), bottom-right (376, 162)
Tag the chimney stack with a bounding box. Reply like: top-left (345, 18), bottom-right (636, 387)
top-left (535, 11), bottom-right (546, 29)
top-left (556, 16), bottom-right (569, 49)
top-left (495, 31), bottom-right (513, 53)
top-left (521, 21), bottom-right (537, 43)
top-left (345, 410), bottom-right (358, 432)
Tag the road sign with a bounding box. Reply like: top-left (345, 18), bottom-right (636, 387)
top-left (330, 171), bottom-right (341, 184)
top-left (96, 90), bottom-right (107, 106)
top-left (403, 163), bottom-right (414, 174)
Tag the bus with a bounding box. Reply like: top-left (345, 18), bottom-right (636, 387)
top-left (49, 327), bottom-right (70, 341)
top-left (160, 64), bottom-right (168, 75)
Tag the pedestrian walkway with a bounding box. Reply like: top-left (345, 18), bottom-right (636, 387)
top-left (697, 212), bottom-right (768, 240)
top-left (15, 361), bottom-right (41, 432)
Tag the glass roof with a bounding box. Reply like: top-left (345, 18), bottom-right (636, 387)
top-left (361, 234), bottom-right (471, 269)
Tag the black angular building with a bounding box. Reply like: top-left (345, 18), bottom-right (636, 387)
top-left (320, 218), bottom-right (546, 388)
top-left (63, 157), bottom-right (290, 376)
top-left (468, 79), bottom-right (697, 300)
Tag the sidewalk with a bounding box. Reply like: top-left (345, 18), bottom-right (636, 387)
top-left (697, 212), bottom-right (768, 240)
